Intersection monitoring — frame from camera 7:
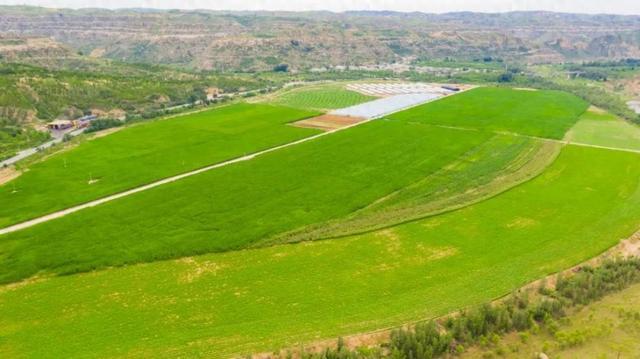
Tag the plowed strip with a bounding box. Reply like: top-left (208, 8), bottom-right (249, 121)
top-left (292, 114), bottom-right (367, 131)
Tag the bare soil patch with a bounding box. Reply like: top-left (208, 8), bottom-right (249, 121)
top-left (588, 105), bottom-right (607, 114)
top-left (292, 114), bottom-right (366, 131)
top-left (0, 166), bottom-right (20, 185)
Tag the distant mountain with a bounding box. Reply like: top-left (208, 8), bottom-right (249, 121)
top-left (1, 6), bottom-right (639, 70)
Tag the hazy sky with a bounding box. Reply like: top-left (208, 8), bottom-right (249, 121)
top-left (1, 0), bottom-right (640, 15)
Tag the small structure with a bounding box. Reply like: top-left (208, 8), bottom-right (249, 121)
top-left (47, 120), bottom-right (73, 131)
top-left (206, 87), bottom-right (223, 101)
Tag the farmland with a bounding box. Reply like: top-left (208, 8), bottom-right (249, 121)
top-left (0, 103), bottom-right (320, 228)
top-left (1, 145), bottom-right (639, 358)
top-left (269, 83), bottom-right (376, 110)
top-left (388, 87), bottom-right (589, 139)
top-left (0, 87), bottom-right (589, 285)
top-left (0, 120), bottom-right (495, 283)
top-left (1, 81), bottom-right (639, 359)
top-left (567, 107), bottom-right (640, 151)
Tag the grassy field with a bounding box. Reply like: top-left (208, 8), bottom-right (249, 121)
top-left (270, 135), bottom-right (560, 243)
top-left (389, 87), bottom-right (589, 139)
top-left (0, 103), bottom-right (320, 228)
top-left (270, 84), bottom-right (375, 110)
top-left (464, 282), bottom-right (640, 358)
top-left (0, 120), bottom-right (495, 283)
top-left (567, 107), bottom-right (640, 151)
top-left (1, 145), bottom-right (639, 357)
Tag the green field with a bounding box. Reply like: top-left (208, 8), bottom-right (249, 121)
top-left (0, 86), bottom-right (629, 358)
top-left (0, 103), bottom-right (320, 228)
top-left (0, 120), bottom-right (497, 283)
top-left (567, 107), bottom-right (640, 151)
top-left (270, 84), bottom-right (375, 110)
top-left (0, 87), bottom-right (590, 284)
top-left (1, 145), bottom-right (639, 358)
top-left (271, 136), bottom-right (560, 243)
top-left (389, 87), bottom-right (589, 139)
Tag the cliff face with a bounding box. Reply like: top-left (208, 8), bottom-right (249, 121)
top-left (1, 7), bottom-right (640, 70)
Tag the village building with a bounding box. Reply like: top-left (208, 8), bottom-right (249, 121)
top-left (46, 119), bottom-right (74, 131)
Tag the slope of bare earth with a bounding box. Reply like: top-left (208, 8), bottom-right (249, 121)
top-left (1, 7), bottom-right (640, 70)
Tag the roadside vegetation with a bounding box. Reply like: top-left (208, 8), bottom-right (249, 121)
top-left (0, 117), bottom-right (50, 160)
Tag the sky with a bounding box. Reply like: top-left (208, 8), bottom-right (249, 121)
top-left (1, 0), bottom-right (640, 15)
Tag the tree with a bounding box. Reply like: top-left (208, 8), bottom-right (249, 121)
top-left (273, 64), bottom-right (289, 72)
top-left (498, 72), bottom-right (514, 82)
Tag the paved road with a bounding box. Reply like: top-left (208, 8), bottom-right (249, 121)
top-left (1, 128), bottom-right (85, 168)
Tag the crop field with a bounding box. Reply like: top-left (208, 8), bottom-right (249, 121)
top-left (0, 103), bottom-right (320, 228)
top-left (567, 107), bottom-right (640, 151)
top-left (270, 84), bottom-right (375, 110)
top-left (2, 84), bottom-right (639, 358)
top-left (0, 120), bottom-right (497, 283)
top-left (1, 145), bottom-right (640, 358)
top-left (389, 87), bottom-right (589, 139)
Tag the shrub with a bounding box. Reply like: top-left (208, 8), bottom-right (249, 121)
top-left (85, 118), bottom-right (123, 133)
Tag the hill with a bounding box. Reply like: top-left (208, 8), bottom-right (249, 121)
top-left (1, 7), bottom-right (640, 70)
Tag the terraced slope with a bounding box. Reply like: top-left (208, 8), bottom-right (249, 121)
top-left (389, 87), bottom-right (589, 139)
top-left (0, 103), bottom-right (320, 228)
top-left (1, 145), bottom-right (639, 358)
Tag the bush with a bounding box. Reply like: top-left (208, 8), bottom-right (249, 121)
top-left (497, 72), bottom-right (514, 82)
top-left (85, 119), bottom-right (123, 133)
top-left (273, 64), bottom-right (289, 72)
